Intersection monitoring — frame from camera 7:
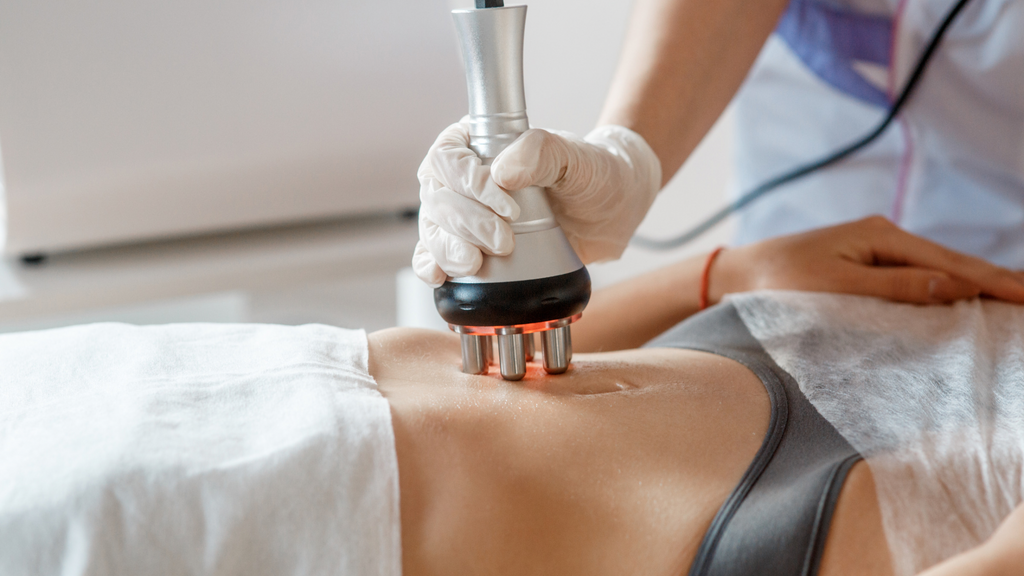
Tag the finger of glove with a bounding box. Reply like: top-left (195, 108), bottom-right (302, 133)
top-left (427, 123), bottom-right (520, 220)
top-left (419, 213), bottom-right (485, 278)
top-left (411, 240), bottom-right (448, 288)
top-left (490, 129), bottom-right (576, 192)
top-left (422, 184), bottom-right (515, 256)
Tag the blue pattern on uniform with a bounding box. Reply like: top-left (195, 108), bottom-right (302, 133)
top-left (776, 0), bottom-right (894, 107)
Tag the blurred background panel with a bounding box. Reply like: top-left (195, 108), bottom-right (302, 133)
top-left (0, 0), bottom-right (464, 255)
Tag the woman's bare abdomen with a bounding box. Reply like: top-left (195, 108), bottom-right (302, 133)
top-left (368, 328), bottom-right (889, 576)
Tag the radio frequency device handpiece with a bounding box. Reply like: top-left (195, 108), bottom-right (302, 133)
top-left (434, 0), bottom-right (591, 381)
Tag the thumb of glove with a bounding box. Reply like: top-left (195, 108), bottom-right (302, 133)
top-left (489, 129), bottom-right (577, 193)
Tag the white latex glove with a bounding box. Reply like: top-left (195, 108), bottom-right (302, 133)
top-left (412, 121), bottom-right (662, 287)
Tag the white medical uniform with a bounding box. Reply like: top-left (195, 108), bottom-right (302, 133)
top-left (732, 0), bottom-right (1024, 267)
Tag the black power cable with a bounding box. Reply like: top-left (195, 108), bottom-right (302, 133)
top-left (631, 0), bottom-right (975, 251)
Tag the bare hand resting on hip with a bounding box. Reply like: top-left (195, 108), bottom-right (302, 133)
top-left (574, 216), bottom-right (1024, 353)
top-left (711, 216), bottom-right (1024, 305)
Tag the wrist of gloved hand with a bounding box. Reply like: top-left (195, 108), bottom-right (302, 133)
top-left (412, 121), bottom-right (662, 287)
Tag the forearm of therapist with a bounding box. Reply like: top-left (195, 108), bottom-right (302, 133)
top-left (598, 0), bottom-right (790, 186)
top-left (572, 252), bottom-right (708, 353)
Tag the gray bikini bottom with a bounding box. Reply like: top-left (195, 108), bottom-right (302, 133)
top-left (646, 302), bottom-right (861, 576)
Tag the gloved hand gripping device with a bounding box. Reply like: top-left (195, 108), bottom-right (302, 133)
top-left (434, 0), bottom-right (591, 381)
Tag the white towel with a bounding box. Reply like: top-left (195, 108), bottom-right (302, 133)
top-left (731, 291), bottom-right (1024, 576)
top-left (0, 322), bottom-right (401, 576)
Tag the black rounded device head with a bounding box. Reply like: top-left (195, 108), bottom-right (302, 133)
top-left (435, 267), bottom-right (591, 327)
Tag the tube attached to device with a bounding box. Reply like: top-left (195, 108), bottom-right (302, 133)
top-left (435, 2), bottom-right (590, 381)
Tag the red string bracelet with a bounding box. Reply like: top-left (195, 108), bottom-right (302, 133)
top-left (699, 246), bottom-right (726, 311)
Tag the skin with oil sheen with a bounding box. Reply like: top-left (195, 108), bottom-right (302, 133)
top-left (369, 328), bottom-right (892, 576)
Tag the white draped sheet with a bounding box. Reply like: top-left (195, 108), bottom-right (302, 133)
top-left (0, 322), bottom-right (401, 576)
top-left (732, 291), bottom-right (1024, 575)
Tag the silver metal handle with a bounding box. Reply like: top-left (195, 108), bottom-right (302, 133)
top-left (451, 5), bottom-right (561, 242)
top-left (452, 5), bottom-right (529, 160)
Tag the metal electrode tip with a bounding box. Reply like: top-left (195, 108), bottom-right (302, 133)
top-left (460, 334), bottom-right (490, 375)
top-left (455, 318), bottom-right (577, 380)
top-left (541, 325), bottom-right (572, 374)
top-left (496, 327), bottom-right (527, 381)
top-left (523, 333), bottom-right (535, 362)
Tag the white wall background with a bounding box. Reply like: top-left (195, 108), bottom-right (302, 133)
top-left (0, 0), bottom-right (465, 255)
